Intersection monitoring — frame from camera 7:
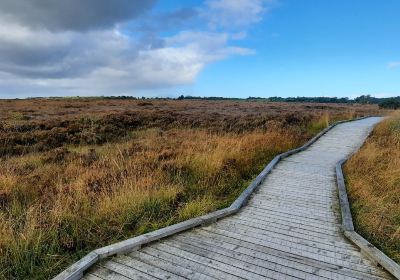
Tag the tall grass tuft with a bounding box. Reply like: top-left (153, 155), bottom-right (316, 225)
top-left (344, 111), bottom-right (400, 263)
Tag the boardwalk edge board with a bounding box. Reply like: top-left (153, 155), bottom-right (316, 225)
top-left (336, 158), bottom-right (400, 279)
top-left (53, 116), bottom-right (373, 280)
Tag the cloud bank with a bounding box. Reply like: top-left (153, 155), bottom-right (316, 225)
top-left (0, 0), bottom-right (271, 97)
top-left (0, 0), bottom-right (156, 31)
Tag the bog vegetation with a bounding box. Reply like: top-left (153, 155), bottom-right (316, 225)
top-left (344, 111), bottom-right (400, 263)
top-left (0, 98), bottom-right (383, 279)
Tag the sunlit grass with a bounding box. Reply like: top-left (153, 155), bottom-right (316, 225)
top-left (344, 111), bottom-right (400, 263)
top-left (0, 104), bottom-right (375, 279)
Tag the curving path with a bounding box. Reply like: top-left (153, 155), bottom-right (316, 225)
top-left (83, 117), bottom-right (394, 280)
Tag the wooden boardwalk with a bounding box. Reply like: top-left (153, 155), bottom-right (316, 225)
top-left (83, 117), bottom-right (394, 280)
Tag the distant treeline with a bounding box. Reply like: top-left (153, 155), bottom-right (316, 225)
top-left (17, 94), bottom-right (400, 109)
top-left (178, 94), bottom-right (400, 109)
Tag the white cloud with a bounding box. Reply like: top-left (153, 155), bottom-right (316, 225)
top-left (204, 0), bottom-right (269, 29)
top-left (0, 28), bottom-right (254, 96)
top-left (387, 61), bottom-right (400, 69)
top-left (0, 0), bottom-right (269, 97)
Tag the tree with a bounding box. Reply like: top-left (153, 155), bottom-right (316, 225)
top-left (379, 99), bottom-right (400, 109)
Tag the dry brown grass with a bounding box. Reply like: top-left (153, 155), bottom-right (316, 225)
top-left (0, 98), bottom-right (385, 279)
top-left (344, 111), bottom-right (400, 263)
top-left (0, 98), bottom-right (382, 124)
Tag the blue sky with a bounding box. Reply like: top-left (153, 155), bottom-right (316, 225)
top-left (190, 0), bottom-right (400, 98)
top-left (0, 0), bottom-right (399, 98)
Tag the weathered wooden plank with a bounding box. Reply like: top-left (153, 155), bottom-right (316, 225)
top-left (202, 227), bottom-right (386, 275)
top-left (55, 252), bottom-right (99, 280)
top-left (175, 233), bottom-right (387, 280)
top-left (193, 229), bottom-right (388, 280)
top-left (159, 240), bottom-right (297, 280)
top-left (344, 231), bottom-right (400, 279)
top-left (112, 254), bottom-right (186, 279)
top-left (336, 159), bottom-right (355, 231)
top-left (209, 222), bottom-right (373, 264)
top-left (129, 251), bottom-right (215, 280)
top-left (136, 247), bottom-right (222, 279)
top-left (248, 199), bottom-right (337, 217)
top-left (238, 208), bottom-right (342, 232)
top-left (224, 217), bottom-right (357, 250)
top-left (258, 181), bottom-right (337, 196)
top-left (88, 266), bottom-right (132, 280)
top-left (142, 246), bottom-right (244, 280)
top-left (252, 192), bottom-right (335, 207)
top-left (244, 205), bottom-right (340, 224)
top-left (82, 274), bottom-right (103, 280)
top-left (101, 260), bottom-right (155, 280)
top-left (172, 234), bottom-right (313, 279)
top-left (250, 196), bottom-right (336, 212)
top-left (236, 212), bottom-right (343, 238)
top-left (270, 168), bottom-right (335, 179)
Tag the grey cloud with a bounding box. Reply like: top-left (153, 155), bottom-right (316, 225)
top-left (0, 0), bottom-right (156, 31)
top-left (128, 8), bottom-right (198, 50)
top-left (203, 0), bottom-right (269, 29)
top-left (0, 0), bottom-right (266, 98)
top-left (0, 29), bottom-right (253, 97)
top-left (0, 24), bottom-right (141, 79)
top-left (133, 7), bottom-right (198, 37)
top-left (158, 8), bottom-right (198, 29)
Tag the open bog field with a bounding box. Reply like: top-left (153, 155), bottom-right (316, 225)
top-left (0, 99), bottom-right (383, 279)
top-left (344, 111), bottom-right (400, 263)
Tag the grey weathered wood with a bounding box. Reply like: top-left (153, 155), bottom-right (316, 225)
top-left (90, 265), bottom-right (132, 280)
top-left (53, 252), bottom-right (99, 280)
top-left (344, 231), bottom-right (400, 279)
top-left (193, 228), bottom-right (379, 280)
top-left (230, 155), bottom-right (281, 210)
top-left (154, 242), bottom-right (269, 280)
top-left (129, 250), bottom-right (215, 279)
top-left (139, 246), bottom-right (241, 279)
top-left (336, 158), bottom-right (355, 231)
top-left (55, 117), bottom-right (398, 280)
top-left (100, 260), bottom-right (155, 280)
top-left (142, 245), bottom-right (245, 280)
top-left (80, 274), bottom-right (102, 280)
top-left (165, 238), bottom-right (303, 280)
top-left (173, 233), bottom-right (383, 280)
top-left (112, 254), bottom-right (187, 279)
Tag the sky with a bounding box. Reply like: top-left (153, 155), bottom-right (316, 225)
top-left (0, 0), bottom-right (399, 99)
